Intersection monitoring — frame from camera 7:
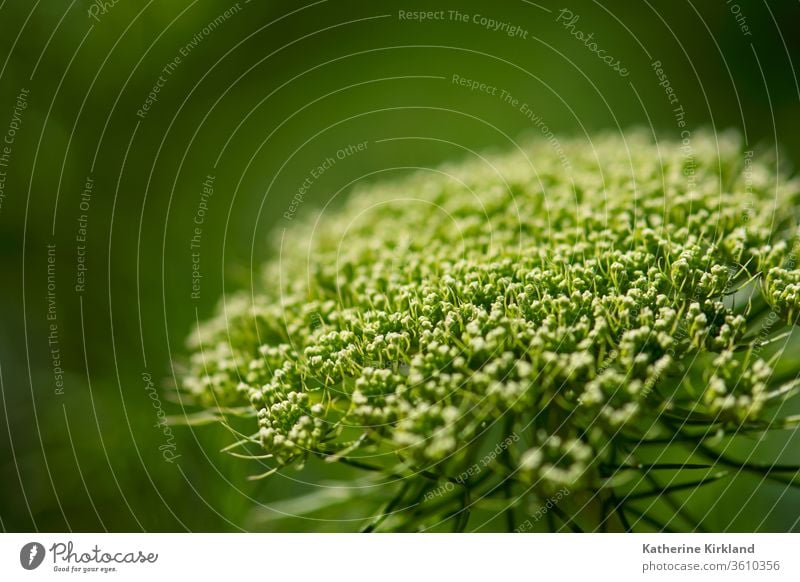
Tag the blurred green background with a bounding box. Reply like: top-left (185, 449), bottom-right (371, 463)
top-left (1, 0), bottom-right (799, 531)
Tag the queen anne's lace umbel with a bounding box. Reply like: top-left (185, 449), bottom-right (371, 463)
top-left (183, 132), bottom-right (800, 499)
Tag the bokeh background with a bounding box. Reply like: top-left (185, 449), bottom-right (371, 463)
top-left (1, 0), bottom-right (799, 531)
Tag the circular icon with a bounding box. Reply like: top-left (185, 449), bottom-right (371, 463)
top-left (20, 542), bottom-right (45, 570)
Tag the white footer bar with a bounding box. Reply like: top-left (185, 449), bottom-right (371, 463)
top-left (1, 533), bottom-right (796, 581)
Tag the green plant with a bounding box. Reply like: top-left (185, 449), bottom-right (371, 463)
top-left (182, 131), bottom-right (800, 532)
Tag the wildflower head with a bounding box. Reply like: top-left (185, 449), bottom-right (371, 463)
top-left (183, 131), bottom-right (800, 530)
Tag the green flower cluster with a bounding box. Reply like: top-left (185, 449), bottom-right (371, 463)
top-left (183, 131), bottom-right (800, 529)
